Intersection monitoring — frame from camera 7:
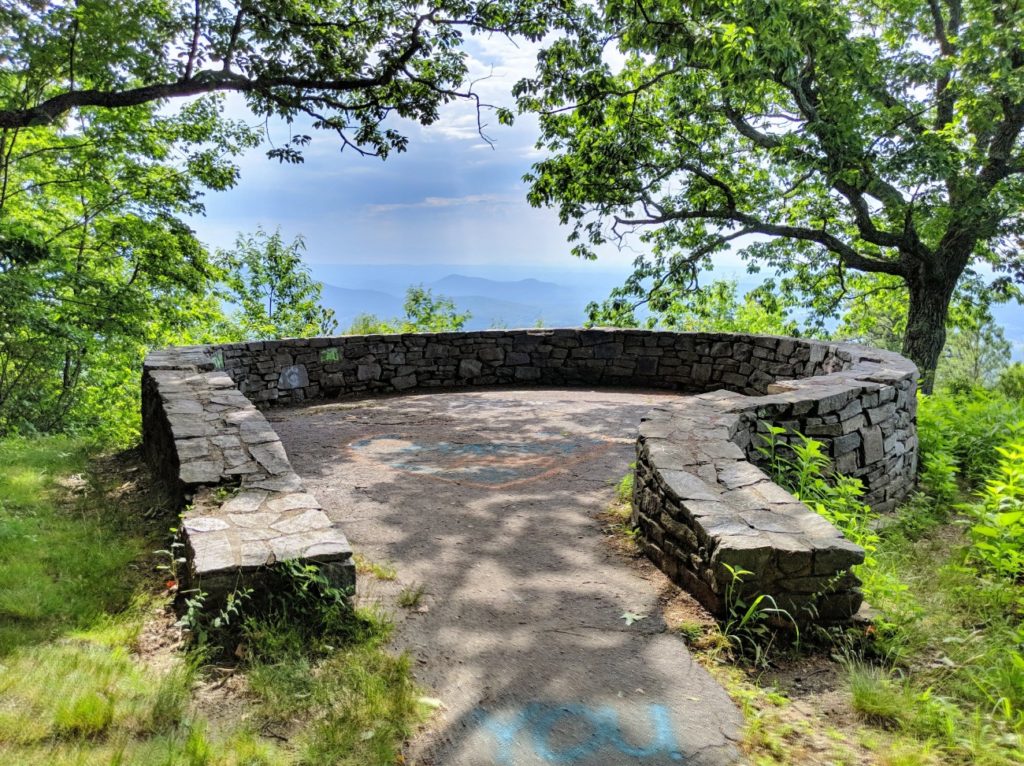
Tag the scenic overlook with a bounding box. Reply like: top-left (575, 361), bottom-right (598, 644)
top-left (2, 2), bottom-right (1023, 766)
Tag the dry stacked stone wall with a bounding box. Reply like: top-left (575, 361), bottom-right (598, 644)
top-left (143, 329), bottom-right (917, 619)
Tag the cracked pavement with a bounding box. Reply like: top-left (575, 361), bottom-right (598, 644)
top-left (269, 388), bottom-right (743, 766)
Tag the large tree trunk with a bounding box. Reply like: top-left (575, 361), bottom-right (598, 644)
top-left (902, 275), bottom-right (958, 394)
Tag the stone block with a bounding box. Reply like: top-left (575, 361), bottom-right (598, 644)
top-left (180, 458), bottom-right (224, 485)
top-left (713, 535), bottom-right (774, 577)
top-left (357, 362), bottom-right (382, 381)
top-left (478, 346), bottom-right (504, 362)
top-left (176, 438), bottom-right (210, 460)
top-left (459, 359), bottom-right (483, 378)
top-left (249, 440), bottom-right (291, 475)
top-left (594, 342), bottom-right (623, 359)
top-left (832, 431), bottom-right (862, 455)
top-left (865, 402), bottom-right (897, 425)
top-left (861, 425), bottom-right (884, 464)
top-left (392, 373), bottom-right (417, 390)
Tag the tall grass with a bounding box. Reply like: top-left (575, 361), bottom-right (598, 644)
top-left (754, 411), bottom-right (1024, 764)
top-left (0, 437), bottom-right (147, 652)
top-left (0, 436), bottom-right (425, 765)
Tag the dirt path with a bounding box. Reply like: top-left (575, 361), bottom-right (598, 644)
top-left (268, 388), bottom-right (743, 766)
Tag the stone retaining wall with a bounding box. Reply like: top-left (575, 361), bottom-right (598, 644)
top-left (143, 349), bottom-right (355, 603)
top-left (143, 329), bottom-right (918, 619)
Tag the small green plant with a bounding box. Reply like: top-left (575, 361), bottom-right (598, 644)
top-left (675, 621), bottom-right (706, 644)
top-left (176, 560), bottom-right (360, 659)
top-left (211, 485), bottom-right (240, 503)
top-left (758, 425), bottom-right (880, 553)
top-left (616, 466), bottom-right (635, 503)
top-left (397, 583), bottom-right (427, 609)
top-left (154, 523), bottom-right (187, 589)
top-left (597, 476), bottom-right (642, 553)
top-left (177, 586), bottom-right (254, 648)
top-left (720, 563), bottom-right (799, 668)
top-left (353, 553), bottom-right (397, 581)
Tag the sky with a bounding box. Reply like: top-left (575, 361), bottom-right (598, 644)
top-left (187, 34), bottom-right (646, 273)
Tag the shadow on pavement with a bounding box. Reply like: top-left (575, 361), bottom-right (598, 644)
top-left (268, 388), bottom-right (743, 766)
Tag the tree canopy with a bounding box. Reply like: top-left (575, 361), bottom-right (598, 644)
top-left (518, 0), bottom-right (1024, 390)
top-left (0, 95), bottom-right (254, 438)
top-left (0, 0), bottom-right (567, 158)
top-left (217, 227), bottom-right (338, 340)
top-left (0, 0), bottom-right (567, 437)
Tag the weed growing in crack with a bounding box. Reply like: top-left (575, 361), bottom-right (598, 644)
top-left (354, 552), bottom-right (398, 581)
top-left (720, 563), bottom-right (799, 668)
top-left (397, 583), bottom-right (427, 609)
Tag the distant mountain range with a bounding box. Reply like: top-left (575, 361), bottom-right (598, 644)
top-left (309, 263), bottom-right (1023, 359)
top-left (316, 271), bottom-right (601, 330)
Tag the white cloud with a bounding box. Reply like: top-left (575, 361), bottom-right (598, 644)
top-left (364, 193), bottom-right (519, 215)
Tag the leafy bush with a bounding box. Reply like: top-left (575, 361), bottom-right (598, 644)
top-left (754, 426), bottom-right (922, 617)
top-left (915, 395), bottom-right (960, 504)
top-left (998, 363), bottom-right (1024, 401)
top-left (757, 426), bottom-right (879, 563)
top-left (963, 443), bottom-right (1024, 581)
top-left (179, 559), bottom-right (366, 661)
top-left (916, 391), bottom-right (1024, 490)
top-left (720, 563), bottom-right (798, 668)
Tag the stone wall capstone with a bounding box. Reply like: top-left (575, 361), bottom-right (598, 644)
top-left (143, 329), bottom-right (918, 619)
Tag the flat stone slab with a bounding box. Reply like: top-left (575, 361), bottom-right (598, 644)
top-left (268, 390), bottom-right (744, 765)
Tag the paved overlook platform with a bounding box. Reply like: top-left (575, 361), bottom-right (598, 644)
top-left (269, 389), bottom-right (745, 765)
top-left (143, 329), bottom-right (917, 764)
top-left (143, 328), bottom-right (917, 622)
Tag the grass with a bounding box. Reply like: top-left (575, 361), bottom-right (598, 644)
top-left (243, 606), bottom-right (428, 766)
top-left (0, 437), bottom-right (148, 652)
top-left (844, 505), bottom-right (1024, 764)
top-left (702, 497), bottom-right (1024, 766)
top-left (718, 501), bottom-right (1024, 765)
top-left (397, 582), bottom-right (427, 609)
top-left (599, 446), bottom-right (1024, 765)
top-left (354, 552), bottom-right (398, 581)
top-left (1, 620), bottom-right (193, 745)
top-left (0, 436), bottom-right (426, 765)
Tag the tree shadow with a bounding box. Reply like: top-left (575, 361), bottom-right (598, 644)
top-left (268, 388), bottom-right (742, 766)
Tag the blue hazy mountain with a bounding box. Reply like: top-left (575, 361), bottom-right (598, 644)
top-left (319, 283), bottom-right (404, 321)
top-left (311, 265), bottom-right (623, 330)
top-left (310, 263), bottom-right (1023, 359)
top-left (430, 274), bottom-right (576, 305)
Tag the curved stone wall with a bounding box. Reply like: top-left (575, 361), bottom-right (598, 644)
top-left (143, 329), bottom-right (918, 620)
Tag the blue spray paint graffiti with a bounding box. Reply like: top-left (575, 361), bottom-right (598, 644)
top-left (476, 703), bottom-right (684, 764)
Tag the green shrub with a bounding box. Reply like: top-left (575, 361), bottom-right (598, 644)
top-left (915, 395), bottom-right (960, 504)
top-left (757, 426), bottom-right (879, 562)
top-left (998, 363), bottom-right (1024, 401)
top-left (917, 391), bottom-right (1024, 490)
top-left (963, 442), bottom-right (1024, 581)
top-left (754, 426), bottom-right (922, 616)
top-left (178, 559), bottom-right (372, 662)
